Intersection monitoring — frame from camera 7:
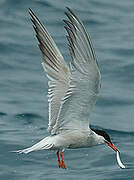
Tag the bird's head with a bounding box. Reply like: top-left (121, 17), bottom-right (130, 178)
top-left (92, 129), bottom-right (118, 152)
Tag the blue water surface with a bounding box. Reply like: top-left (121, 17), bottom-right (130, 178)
top-left (0, 0), bottom-right (134, 179)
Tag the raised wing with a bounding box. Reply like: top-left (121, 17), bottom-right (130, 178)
top-left (52, 8), bottom-right (101, 134)
top-left (29, 9), bottom-right (71, 132)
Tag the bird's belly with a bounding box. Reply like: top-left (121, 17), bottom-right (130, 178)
top-left (67, 136), bottom-right (98, 149)
top-left (52, 130), bottom-right (96, 150)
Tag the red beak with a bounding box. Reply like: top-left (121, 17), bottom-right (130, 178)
top-left (105, 141), bottom-right (118, 152)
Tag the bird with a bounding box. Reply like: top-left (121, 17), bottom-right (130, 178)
top-left (16, 7), bottom-right (120, 169)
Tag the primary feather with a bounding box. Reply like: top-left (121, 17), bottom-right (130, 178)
top-left (52, 8), bottom-right (101, 134)
top-left (29, 9), bottom-right (71, 133)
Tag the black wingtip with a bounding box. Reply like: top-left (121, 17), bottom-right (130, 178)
top-left (63, 19), bottom-right (70, 25)
top-left (29, 8), bottom-right (33, 14)
top-left (29, 8), bottom-right (36, 18)
top-left (66, 7), bottom-right (71, 11)
top-left (66, 7), bottom-right (74, 15)
top-left (64, 7), bottom-right (72, 16)
top-left (65, 7), bottom-right (69, 10)
top-left (28, 8), bottom-right (40, 24)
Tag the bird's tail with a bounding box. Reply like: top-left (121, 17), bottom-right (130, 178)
top-left (13, 137), bottom-right (54, 154)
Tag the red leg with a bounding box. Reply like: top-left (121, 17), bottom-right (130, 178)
top-left (60, 152), bottom-right (66, 169)
top-left (56, 151), bottom-right (61, 168)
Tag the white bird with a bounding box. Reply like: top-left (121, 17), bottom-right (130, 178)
top-left (16, 7), bottom-right (125, 169)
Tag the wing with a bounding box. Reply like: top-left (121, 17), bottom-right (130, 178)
top-left (29, 9), bottom-right (71, 132)
top-left (52, 8), bottom-right (101, 134)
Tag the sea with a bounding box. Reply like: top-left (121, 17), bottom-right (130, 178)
top-left (0, 0), bottom-right (134, 179)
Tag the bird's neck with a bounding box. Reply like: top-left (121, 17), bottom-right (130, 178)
top-left (91, 129), bottom-right (105, 145)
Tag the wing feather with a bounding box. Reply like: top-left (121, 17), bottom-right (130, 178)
top-left (29, 9), bottom-right (70, 132)
top-left (52, 8), bottom-right (101, 134)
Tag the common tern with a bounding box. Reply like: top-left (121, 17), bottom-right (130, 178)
top-left (16, 7), bottom-right (125, 169)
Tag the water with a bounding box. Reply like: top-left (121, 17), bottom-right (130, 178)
top-left (0, 0), bottom-right (134, 179)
